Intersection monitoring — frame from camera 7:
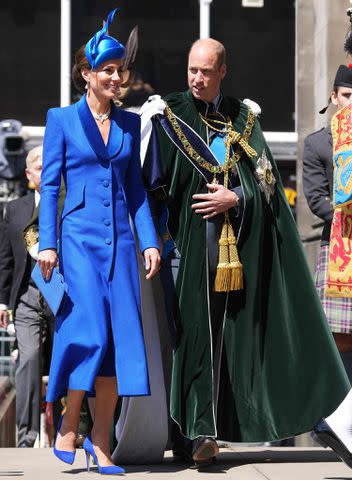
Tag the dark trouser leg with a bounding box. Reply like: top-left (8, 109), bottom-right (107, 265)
top-left (15, 303), bottom-right (42, 447)
top-left (171, 219), bottom-right (224, 464)
top-left (208, 291), bottom-right (227, 414)
top-left (333, 333), bottom-right (352, 385)
top-left (190, 286), bottom-right (224, 465)
top-left (159, 252), bottom-right (189, 454)
top-left (183, 219), bottom-right (226, 466)
top-left (340, 352), bottom-right (352, 385)
top-left (207, 218), bottom-right (228, 416)
top-left (159, 252), bottom-right (180, 348)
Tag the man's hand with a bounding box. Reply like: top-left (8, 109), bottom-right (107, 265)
top-left (37, 249), bottom-right (58, 281)
top-left (144, 248), bottom-right (161, 280)
top-left (0, 310), bottom-right (8, 329)
top-left (192, 183), bottom-right (239, 219)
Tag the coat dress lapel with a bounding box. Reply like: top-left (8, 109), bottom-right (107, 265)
top-left (107, 102), bottom-right (124, 159)
top-left (76, 94), bottom-right (124, 160)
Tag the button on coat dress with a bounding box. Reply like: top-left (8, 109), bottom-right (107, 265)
top-left (39, 95), bottom-right (159, 402)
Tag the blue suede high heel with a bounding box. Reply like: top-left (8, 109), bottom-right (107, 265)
top-left (53, 415), bottom-right (76, 465)
top-left (83, 435), bottom-right (125, 475)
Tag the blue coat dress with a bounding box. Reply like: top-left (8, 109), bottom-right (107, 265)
top-left (39, 95), bottom-right (159, 402)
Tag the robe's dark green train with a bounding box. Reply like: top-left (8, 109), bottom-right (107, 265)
top-left (150, 90), bottom-right (350, 442)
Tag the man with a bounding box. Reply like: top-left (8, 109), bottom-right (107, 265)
top-left (141, 38), bottom-right (352, 468)
top-left (303, 65), bottom-right (352, 382)
top-left (0, 145), bottom-right (54, 447)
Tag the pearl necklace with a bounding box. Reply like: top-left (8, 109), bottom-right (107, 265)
top-left (92, 105), bottom-right (111, 124)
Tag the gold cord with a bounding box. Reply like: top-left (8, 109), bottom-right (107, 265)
top-left (198, 113), bottom-right (233, 133)
top-left (163, 104), bottom-right (257, 292)
top-left (164, 106), bottom-right (256, 180)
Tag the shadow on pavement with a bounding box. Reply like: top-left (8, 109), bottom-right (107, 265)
top-left (229, 449), bottom-right (341, 464)
top-left (62, 468), bottom-right (90, 475)
top-left (61, 461), bottom-right (189, 475)
top-left (0, 473), bottom-right (24, 478)
top-left (61, 449), bottom-right (345, 475)
top-left (186, 450), bottom-right (345, 474)
top-left (42, 449), bottom-right (347, 476)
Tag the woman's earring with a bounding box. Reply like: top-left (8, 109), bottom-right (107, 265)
top-left (85, 81), bottom-right (90, 90)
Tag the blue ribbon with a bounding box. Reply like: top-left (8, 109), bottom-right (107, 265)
top-left (90, 9), bottom-right (118, 64)
top-left (86, 8), bottom-right (125, 69)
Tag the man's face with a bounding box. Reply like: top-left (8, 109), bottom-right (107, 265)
top-left (331, 86), bottom-right (352, 110)
top-left (187, 46), bottom-right (226, 103)
top-left (26, 158), bottom-right (42, 191)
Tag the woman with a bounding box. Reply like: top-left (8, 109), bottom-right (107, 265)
top-left (38, 9), bottom-right (160, 474)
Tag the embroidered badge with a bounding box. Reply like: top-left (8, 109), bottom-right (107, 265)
top-left (254, 149), bottom-right (276, 203)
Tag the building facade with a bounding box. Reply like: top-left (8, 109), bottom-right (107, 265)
top-left (0, 0), bottom-right (295, 131)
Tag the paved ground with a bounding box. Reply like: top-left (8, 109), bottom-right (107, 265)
top-left (1, 447), bottom-right (352, 479)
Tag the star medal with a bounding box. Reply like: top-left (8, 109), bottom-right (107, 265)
top-left (254, 149), bottom-right (276, 203)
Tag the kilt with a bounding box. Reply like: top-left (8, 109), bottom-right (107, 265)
top-left (315, 244), bottom-right (352, 333)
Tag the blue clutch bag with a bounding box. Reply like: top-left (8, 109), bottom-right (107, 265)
top-left (31, 263), bottom-right (68, 316)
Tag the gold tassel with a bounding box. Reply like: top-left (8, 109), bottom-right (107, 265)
top-left (214, 213), bottom-right (243, 292)
top-left (214, 221), bottom-right (231, 292)
top-left (23, 227), bottom-right (39, 250)
top-left (207, 114), bottom-right (246, 293)
top-left (227, 221), bottom-right (243, 291)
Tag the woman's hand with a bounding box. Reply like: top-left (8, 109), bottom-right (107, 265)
top-left (37, 249), bottom-right (58, 281)
top-left (144, 248), bottom-right (161, 280)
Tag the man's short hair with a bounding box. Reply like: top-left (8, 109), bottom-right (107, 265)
top-left (26, 145), bottom-right (42, 169)
top-left (189, 38), bottom-right (226, 69)
top-left (215, 43), bottom-right (226, 68)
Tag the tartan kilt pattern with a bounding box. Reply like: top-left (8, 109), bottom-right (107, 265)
top-left (315, 244), bottom-right (352, 333)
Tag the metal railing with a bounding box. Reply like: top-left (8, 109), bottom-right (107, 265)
top-left (0, 327), bottom-right (16, 382)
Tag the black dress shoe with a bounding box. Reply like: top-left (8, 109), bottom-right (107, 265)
top-left (192, 437), bottom-right (219, 465)
top-left (172, 446), bottom-right (193, 463)
top-left (172, 434), bottom-right (193, 463)
top-left (314, 418), bottom-right (352, 468)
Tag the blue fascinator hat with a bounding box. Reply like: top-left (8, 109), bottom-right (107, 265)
top-left (85, 8), bottom-right (125, 70)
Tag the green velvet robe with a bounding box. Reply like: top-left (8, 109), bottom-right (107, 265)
top-left (153, 90), bottom-right (350, 442)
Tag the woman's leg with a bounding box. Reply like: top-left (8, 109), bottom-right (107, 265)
top-left (91, 376), bottom-right (118, 466)
top-left (56, 389), bottom-right (85, 452)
